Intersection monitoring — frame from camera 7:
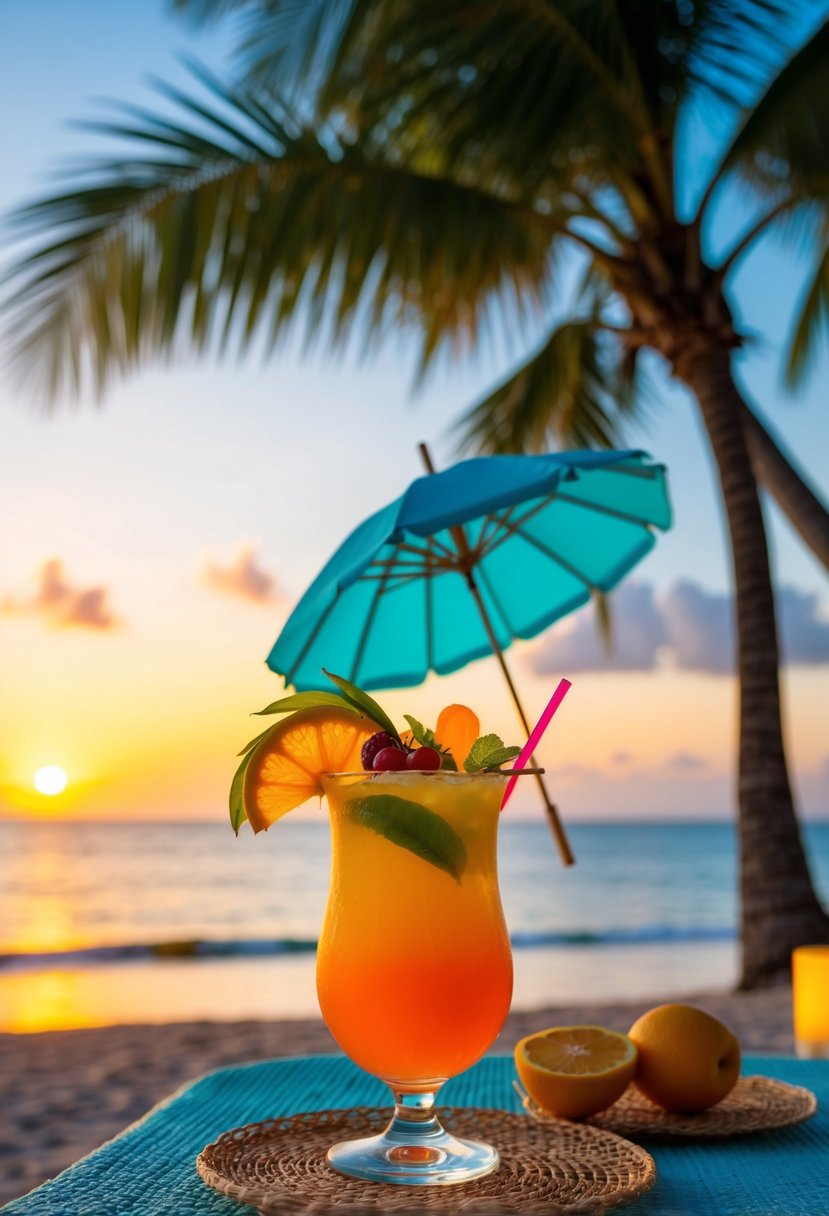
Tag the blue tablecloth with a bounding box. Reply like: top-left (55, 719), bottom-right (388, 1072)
top-left (3, 1054), bottom-right (827, 1215)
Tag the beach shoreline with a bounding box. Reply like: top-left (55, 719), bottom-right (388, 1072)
top-left (0, 985), bottom-right (794, 1207)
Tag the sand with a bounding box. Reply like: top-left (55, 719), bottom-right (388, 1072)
top-left (0, 986), bottom-right (795, 1207)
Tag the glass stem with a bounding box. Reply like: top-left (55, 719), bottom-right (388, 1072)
top-left (383, 1085), bottom-right (446, 1163)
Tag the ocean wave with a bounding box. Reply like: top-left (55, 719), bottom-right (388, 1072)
top-left (0, 925), bottom-right (735, 972)
top-left (510, 926), bottom-right (735, 948)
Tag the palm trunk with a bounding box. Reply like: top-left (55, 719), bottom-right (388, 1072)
top-left (741, 402), bottom-right (829, 574)
top-left (680, 348), bottom-right (829, 988)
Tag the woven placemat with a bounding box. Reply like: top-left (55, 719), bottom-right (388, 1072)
top-left (523, 1075), bottom-right (817, 1139)
top-left (197, 1105), bottom-right (656, 1214)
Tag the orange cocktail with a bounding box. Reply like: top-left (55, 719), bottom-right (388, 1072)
top-left (235, 681), bottom-right (526, 1185)
top-left (318, 771), bottom-right (512, 1084)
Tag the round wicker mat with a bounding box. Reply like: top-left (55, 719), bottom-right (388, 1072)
top-left (197, 1105), bottom-right (656, 1215)
top-left (523, 1075), bottom-right (817, 1139)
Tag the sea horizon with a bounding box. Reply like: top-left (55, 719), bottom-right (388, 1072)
top-left (4, 812), bottom-right (828, 826)
top-left (3, 819), bottom-right (827, 1031)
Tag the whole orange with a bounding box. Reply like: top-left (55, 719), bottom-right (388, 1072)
top-left (628, 1004), bottom-right (740, 1113)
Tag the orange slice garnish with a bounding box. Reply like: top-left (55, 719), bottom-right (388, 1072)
top-left (243, 707), bottom-right (374, 833)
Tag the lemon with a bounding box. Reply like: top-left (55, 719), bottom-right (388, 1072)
top-left (514, 1026), bottom-right (638, 1119)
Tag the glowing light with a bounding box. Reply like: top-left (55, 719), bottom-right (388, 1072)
top-left (34, 766), bottom-right (68, 796)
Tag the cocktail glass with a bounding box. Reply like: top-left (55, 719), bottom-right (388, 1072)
top-left (317, 769), bottom-right (514, 1186)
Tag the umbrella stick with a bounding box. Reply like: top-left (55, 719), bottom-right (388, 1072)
top-left (467, 578), bottom-right (575, 867)
top-left (418, 443), bottom-right (575, 867)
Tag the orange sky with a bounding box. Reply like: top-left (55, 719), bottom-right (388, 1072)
top-left (2, 580), bottom-right (827, 823)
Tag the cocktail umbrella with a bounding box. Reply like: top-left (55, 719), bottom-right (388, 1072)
top-left (269, 447), bottom-right (672, 865)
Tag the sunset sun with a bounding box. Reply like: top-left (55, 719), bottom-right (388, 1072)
top-left (33, 766), bottom-right (68, 797)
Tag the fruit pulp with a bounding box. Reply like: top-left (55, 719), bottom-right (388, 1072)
top-left (317, 772), bottom-right (513, 1084)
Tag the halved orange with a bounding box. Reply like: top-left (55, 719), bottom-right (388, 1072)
top-left (515, 1026), bottom-right (637, 1119)
top-left (243, 707), bottom-right (375, 833)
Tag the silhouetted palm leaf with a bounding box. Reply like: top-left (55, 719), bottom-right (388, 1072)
top-left (715, 17), bottom-right (829, 204)
top-left (174, 2), bottom-right (798, 218)
top-left (3, 66), bottom-right (557, 399)
top-left (171, 0), bottom-right (352, 94)
top-left (454, 319), bottom-right (645, 455)
top-left (785, 236), bottom-right (829, 389)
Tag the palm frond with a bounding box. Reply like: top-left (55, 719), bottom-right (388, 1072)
top-left (2, 67), bottom-right (557, 401)
top-left (784, 237), bottom-right (829, 391)
top-left (171, 0), bottom-right (359, 97)
top-left (171, 2), bottom-right (800, 207)
top-left (667, 1), bottom-right (799, 107)
top-left (175, 3), bottom-right (656, 218)
top-left (171, 0), bottom-right (242, 16)
top-left (453, 318), bottom-right (646, 456)
top-left (321, 2), bottom-right (651, 199)
top-left (710, 17), bottom-right (829, 208)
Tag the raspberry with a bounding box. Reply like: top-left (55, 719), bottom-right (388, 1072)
top-left (373, 746), bottom-right (408, 771)
top-left (406, 747), bottom-right (442, 771)
top-left (361, 731), bottom-right (396, 771)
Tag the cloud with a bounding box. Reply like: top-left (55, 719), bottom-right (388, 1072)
top-left (611, 752), bottom-right (633, 766)
top-left (666, 751), bottom-right (708, 771)
top-left (530, 582), bottom-right (668, 674)
top-left (662, 581), bottom-right (731, 674)
top-left (202, 544), bottom-right (281, 605)
top-left (779, 588), bottom-right (829, 664)
top-left (665, 582), bottom-right (829, 674)
top-left (555, 763), bottom-right (602, 782)
top-left (62, 587), bottom-right (115, 629)
top-left (2, 559), bottom-right (117, 630)
top-left (527, 579), bottom-right (829, 676)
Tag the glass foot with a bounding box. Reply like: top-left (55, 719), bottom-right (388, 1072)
top-left (326, 1087), bottom-right (498, 1185)
top-left (326, 1123), bottom-right (499, 1186)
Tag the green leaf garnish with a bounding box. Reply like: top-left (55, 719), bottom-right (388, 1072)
top-left (403, 715), bottom-right (457, 771)
top-left (229, 751), bottom-right (251, 835)
top-left (237, 727), bottom-right (271, 756)
top-left (253, 690), bottom-right (355, 716)
top-left (403, 714), bottom-right (437, 748)
top-left (463, 734), bottom-right (522, 773)
top-left (323, 669), bottom-right (400, 742)
top-left (347, 794), bottom-right (467, 881)
top-left (479, 745), bottom-right (521, 770)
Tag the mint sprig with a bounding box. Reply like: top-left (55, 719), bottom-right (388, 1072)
top-left (463, 734), bottom-right (522, 773)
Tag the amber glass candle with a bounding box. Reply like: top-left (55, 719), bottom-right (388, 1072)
top-left (792, 946), bottom-right (829, 1059)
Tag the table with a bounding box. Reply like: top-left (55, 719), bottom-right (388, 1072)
top-left (3, 1055), bottom-right (827, 1215)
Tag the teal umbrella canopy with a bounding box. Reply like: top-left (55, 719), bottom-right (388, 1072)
top-left (269, 450), bottom-right (672, 692)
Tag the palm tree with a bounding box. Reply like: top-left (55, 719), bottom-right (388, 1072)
top-left (3, 1), bottom-right (828, 985)
top-left (741, 405), bottom-right (829, 572)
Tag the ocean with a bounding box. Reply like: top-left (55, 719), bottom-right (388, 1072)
top-left (2, 819), bottom-right (828, 1032)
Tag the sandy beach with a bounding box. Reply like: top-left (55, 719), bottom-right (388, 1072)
top-left (0, 985), bottom-right (795, 1207)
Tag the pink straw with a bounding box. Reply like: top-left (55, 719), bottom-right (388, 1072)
top-left (501, 678), bottom-right (572, 811)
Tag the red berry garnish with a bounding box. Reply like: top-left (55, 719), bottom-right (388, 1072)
top-left (373, 746), bottom-right (408, 771)
top-left (406, 746), bottom-right (442, 771)
top-left (361, 731), bottom-right (396, 771)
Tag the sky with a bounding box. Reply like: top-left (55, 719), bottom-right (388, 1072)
top-left (1, 1), bottom-right (827, 825)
